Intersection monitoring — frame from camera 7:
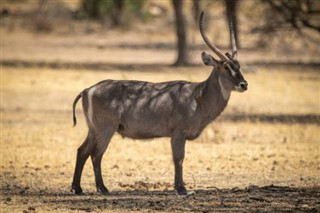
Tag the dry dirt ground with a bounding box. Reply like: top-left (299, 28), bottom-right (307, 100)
top-left (1, 12), bottom-right (320, 213)
top-left (2, 66), bottom-right (320, 212)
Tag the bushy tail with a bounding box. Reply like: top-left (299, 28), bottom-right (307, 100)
top-left (72, 93), bottom-right (82, 126)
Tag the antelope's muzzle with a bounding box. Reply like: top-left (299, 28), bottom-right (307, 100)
top-left (236, 81), bottom-right (248, 92)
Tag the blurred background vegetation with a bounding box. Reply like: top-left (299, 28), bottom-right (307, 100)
top-left (1, 0), bottom-right (320, 66)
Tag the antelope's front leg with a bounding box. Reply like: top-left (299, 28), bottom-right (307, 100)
top-left (171, 132), bottom-right (188, 195)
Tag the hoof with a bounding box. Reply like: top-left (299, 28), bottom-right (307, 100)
top-left (176, 186), bottom-right (188, 195)
top-left (71, 185), bottom-right (84, 195)
top-left (97, 186), bottom-right (109, 195)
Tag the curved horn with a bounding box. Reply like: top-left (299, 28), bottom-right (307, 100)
top-left (227, 1), bottom-right (238, 60)
top-left (229, 20), bottom-right (237, 60)
top-left (199, 12), bottom-right (228, 61)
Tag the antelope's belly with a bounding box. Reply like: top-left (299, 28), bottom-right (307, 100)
top-left (116, 122), bottom-right (170, 140)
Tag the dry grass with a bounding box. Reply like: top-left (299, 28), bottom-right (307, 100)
top-left (1, 65), bottom-right (319, 212)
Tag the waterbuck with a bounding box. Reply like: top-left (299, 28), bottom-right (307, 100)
top-left (71, 12), bottom-right (248, 195)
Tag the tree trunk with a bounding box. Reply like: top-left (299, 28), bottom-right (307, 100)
top-left (111, 0), bottom-right (125, 27)
top-left (192, 0), bottom-right (201, 24)
top-left (82, 0), bottom-right (100, 19)
top-left (172, 0), bottom-right (190, 66)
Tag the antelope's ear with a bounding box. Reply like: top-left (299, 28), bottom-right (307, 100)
top-left (201, 52), bottom-right (218, 67)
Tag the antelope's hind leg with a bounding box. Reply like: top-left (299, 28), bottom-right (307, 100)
top-left (71, 130), bottom-right (96, 195)
top-left (90, 127), bottom-right (116, 195)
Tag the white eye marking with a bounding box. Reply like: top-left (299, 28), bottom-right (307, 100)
top-left (227, 64), bottom-right (237, 77)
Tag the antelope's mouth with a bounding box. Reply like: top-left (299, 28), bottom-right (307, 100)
top-left (235, 81), bottom-right (248, 92)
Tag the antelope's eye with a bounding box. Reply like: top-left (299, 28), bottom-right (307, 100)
top-left (226, 63), bottom-right (237, 78)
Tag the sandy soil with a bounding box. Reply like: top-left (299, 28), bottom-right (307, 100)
top-left (1, 2), bottom-right (320, 211)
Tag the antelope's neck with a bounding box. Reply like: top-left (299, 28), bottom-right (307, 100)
top-left (218, 77), bottom-right (231, 101)
top-left (199, 71), bottom-right (230, 120)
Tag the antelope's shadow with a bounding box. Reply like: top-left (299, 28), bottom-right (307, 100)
top-left (3, 185), bottom-right (319, 212)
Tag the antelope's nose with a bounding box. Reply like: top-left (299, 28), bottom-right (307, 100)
top-left (239, 81), bottom-right (248, 91)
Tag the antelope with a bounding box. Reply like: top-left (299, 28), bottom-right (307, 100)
top-left (71, 12), bottom-right (248, 195)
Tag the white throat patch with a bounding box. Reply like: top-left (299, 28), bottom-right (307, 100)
top-left (218, 77), bottom-right (231, 101)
